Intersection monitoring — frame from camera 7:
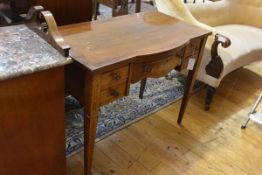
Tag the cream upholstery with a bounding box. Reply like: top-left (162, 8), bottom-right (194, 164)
top-left (187, 0), bottom-right (262, 28)
top-left (200, 25), bottom-right (262, 87)
top-left (154, 0), bottom-right (215, 32)
top-left (154, 0), bottom-right (262, 88)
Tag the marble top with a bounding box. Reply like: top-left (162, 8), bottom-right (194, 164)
top-left (0, 24), bottom-right (72, 81)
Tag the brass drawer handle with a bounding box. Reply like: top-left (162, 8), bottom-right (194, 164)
top-left (109, 89), bottom-right (119, 97)
top-left (111, 73), bottom-right (121, 81)
top-left (143, 64), bottom-right (152, 73)
top-left (176, 49), bottom-right (185, 58)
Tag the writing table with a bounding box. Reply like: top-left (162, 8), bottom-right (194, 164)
top-left (60, 11), bottom-right (211, 175)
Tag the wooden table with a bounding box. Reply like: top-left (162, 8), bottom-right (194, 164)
top-left (60, 11), bottom-right (211, 175)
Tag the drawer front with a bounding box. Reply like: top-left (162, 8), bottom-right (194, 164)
top-left (101, 66), bottom-right (129, 88)
top-left (100, 81), bottom-right (127, 105)
top-left (180, 39), bottom-right (202, 70)
top-left (184, 39), bottom-right (201, 58)
top-left (180, 52), bottom-right (200, 70)
top-left (131, 55), bottom-right (180, 83)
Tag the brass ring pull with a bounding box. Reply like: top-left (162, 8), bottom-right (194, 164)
top-left (143, 65), bottom-right (152, 73)
top-left (111, 73), bottom-right (121, 81)
top-left (176, 53), bottom-right (182, 58)
top-left (176, 49), bottom-right (185, 58)
top-left (109, 89), bottom-right (119, 97)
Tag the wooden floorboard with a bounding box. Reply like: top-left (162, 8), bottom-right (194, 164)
top-left (67, 61), bottom-right (262, 175)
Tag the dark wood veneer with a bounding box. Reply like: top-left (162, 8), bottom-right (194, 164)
top-left (0, 6), bottom-right (70, 175)
top-left (0, 67), bottom-right (66, 175)
top-left (206, 34), bottom-right (231, 78)
top-left (12, 0), bottom-right (93, 25)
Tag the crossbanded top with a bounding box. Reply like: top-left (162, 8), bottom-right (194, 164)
top-left (60, 11), bottom-right (210, 72)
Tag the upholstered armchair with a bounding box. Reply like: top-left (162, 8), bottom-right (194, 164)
top-left (154, 0), bottom-right (262, 109)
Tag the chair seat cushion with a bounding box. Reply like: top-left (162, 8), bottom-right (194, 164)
top-left (215, 24), bottom-right (262, 77)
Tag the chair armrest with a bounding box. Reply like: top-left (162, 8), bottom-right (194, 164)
top-left (205, 34), bottom-right (231, 78)
top-left (186, 0), bottom-right (232, 27)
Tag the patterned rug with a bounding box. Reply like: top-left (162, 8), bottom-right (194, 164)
top-left (65, 71), bottom-right (203, 156)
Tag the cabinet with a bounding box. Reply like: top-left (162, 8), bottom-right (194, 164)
top-left (14, 0), bottom-right (92, 25)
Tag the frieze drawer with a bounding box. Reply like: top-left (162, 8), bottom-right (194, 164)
top-left (184, 40), bottom-right (201, 58)
top-left (180, 52), bottom-right (200, 70)
top-left (100, 81), bottom-right (128, 105)
top-left (101, 66), bottom-right (129, 88)
top-left (131, 55), bottom-right (180, 83)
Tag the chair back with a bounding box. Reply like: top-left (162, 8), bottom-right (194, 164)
top-left (154, 0), bottom-right (198, 24)
top-left (231, 0), bottom-right (262, 28)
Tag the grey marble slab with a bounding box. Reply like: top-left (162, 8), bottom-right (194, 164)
top-left (0, 24), bottom-right (72, 81)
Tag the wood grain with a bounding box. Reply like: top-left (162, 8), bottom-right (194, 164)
top-left (178, 37), bottom-right (208, 124)
top-left (60, 11), bottom-right (210, 72)
top-left (62, 11), bottom-right (210, 175)
top-left (100, 65), bottom-right (129, 88)
top-left (206, 34), bottom-right (231, 79)
top-left (0, 67), bottom-right (66, 175)
top-left (12, 0), bottom-right (92, 25)
top-left (131, 49), bottom-right (182, 83)
top-left (67, 61), bottom-right (262, 175)
top-left (100, 80), bottom-right (128, 105)
top-left (26, 7), bottom-right (71, 57)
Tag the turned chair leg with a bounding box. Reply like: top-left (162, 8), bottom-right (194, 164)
top-left (139, 78), bottom-right (147, 99)
top-left (205, 85), bottom-right (216, 111)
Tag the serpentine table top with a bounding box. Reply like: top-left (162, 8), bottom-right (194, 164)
top-left (0, 24), bottom-right (72, 81)
top-left (60, 11), bottom-right (210, 72)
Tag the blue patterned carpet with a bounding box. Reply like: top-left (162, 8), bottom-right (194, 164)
top-left (65, 71), bottom-right (203, 156)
